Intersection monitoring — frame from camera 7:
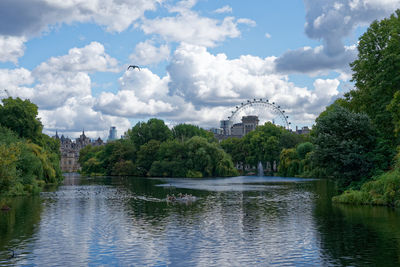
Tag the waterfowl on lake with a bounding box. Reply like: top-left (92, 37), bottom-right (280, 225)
top-left (166, 193), bottom-right (196, 202)
top-left (8, 249), bottom-right (14, 259)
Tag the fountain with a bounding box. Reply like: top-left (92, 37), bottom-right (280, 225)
top-left (257, 162), bottom-right (264, 176)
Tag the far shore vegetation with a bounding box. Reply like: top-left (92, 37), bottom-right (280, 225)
top-left (1, 10), bottom-right (400, 207)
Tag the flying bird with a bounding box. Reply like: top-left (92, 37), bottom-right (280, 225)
top-left (127, 65), bottom-right (140, 71)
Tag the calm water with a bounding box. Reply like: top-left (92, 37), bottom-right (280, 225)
top-left (1, 174), bottom-right (400, 266)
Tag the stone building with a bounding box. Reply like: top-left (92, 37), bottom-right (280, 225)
top-left (295, 126), bottom-right (311, 135)
top-left (242, 115), bottom-right (259, 135)
top-left (231, 123), bottom-right (244, 136)
top-left (53, 130), bottom-right (104, 172)
top-left (215, 115), bottom-right (260, 141)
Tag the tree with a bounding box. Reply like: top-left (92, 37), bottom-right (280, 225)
top-left (185, 136), bottom-right (238, 177)
top-left (126, 118), bottom-right (172, 147)
top-left (0, 143), bottom-right (20, 194)
top-left (102, 139), bottom-right (136, 175)
top-left (172, 123), bottom-right (215, 142)
top-left (312, 105), bottom-right (377, 188)
top-left (346, 10), bottom-right (400, 148)
top-left (387, 91), bottom-right (400, 137)
top-left (296, 142), bottom-right (313, 159)
top-left (278, 148), bottom-right (299, 177)
top-left (136, 140), bottom-right (161, 175)
top-left (149, 139), bottom-right (188, 177)
top-left (278, 142), bottom-right (313, 177)
top-left (0, 97), bottom-right (43, 143)
top-left (220, 137), bottom-right (245, 165)
top-left (240, 122), bottom-right (303, 167)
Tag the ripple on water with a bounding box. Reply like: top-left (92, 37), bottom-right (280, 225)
top-left (2, 176), bottom-right (399, 266)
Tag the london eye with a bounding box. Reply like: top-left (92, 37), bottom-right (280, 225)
top-left (227, 99), bottom-right (291, 130)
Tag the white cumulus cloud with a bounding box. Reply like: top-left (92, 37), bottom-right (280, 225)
top-left (0, 36), bottom-right (26, 63)
top-left (129, 40), bottom-right (170, 65)
top-left (140, 9), bottom-right (241, 47)
top-left (0, 0), bottom-right (161, 63)
top-left (95, 43), bottom-right (343, 128)
top-left (214, 5), bottom-right (232, 14)
top-left (39, 96), bottom-right (131, 139)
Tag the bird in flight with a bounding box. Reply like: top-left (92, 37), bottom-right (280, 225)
top-left (127, 65), bottom-right (140, 71)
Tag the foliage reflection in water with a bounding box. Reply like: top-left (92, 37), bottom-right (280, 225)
top-left (0, 174), bottom-right (400, 266)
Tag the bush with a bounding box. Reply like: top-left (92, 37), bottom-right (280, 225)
top-left (333, 169), bottom-right (400, 207)
top-left (186, 170), bottom-right (203, 178)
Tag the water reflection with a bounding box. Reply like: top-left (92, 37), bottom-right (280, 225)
top-left (0, 197), bottom-right (42, 264)
top-left (316, 203), bottom-right (400, 266)
top-left (0, 175), bottom-right (399, 266)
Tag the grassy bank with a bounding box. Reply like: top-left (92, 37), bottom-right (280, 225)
top-left (332, 169), bottom-right (400, 207)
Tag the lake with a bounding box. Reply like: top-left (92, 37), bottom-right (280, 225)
top-left (1, 174), bottom-right (400, 266)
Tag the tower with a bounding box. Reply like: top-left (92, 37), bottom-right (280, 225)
top-left (108, 126), bottom-right (117, 141)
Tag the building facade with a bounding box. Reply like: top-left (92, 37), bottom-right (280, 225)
top-left (216, 115), bottom-right (260, 141)
top-left (53, 131), bottom-right (104, 172)
top-left (242, 115), bottom-right (259, 135)
top-left (295, 126), bottom-right (311, 135)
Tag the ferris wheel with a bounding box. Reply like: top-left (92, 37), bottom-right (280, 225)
top-left (227, 98), bottom-right (291, 130)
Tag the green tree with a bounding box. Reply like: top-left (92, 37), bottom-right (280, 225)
top-left (278, 142), bottom-right (314, 177)
top-left (149, 139), bottom-right (188, 177)
top-left (264, 136), bottom-right (280, 163)
top-left (0, 97), bottom-right (43, 143)
top-left (103, 139), bottom-right (136, 175)
top-left (346, 10), bottom-right (400, 149)
top-left (278, 148), bottom-right (298, 177)
top-left (185, 136), bottom-right (238, 177)
top-left (220, 137), bottom-right (245, 165)
top-left (240, 122), bottom-right (303, 167)
top-left (136, 140), bottom-right (161, 175)
top-left (387, 91), bottom-right (400, 137)
top-left (312, 105), bottom-right (377, 188)
top-left (126, 118), bottom-right (172, 147)
top-left (172, 124), bottom-right (215, 142)
top-left (0, 143), bottom-right (20, 194)
top-left (296, 142), bottom-right (313, 159)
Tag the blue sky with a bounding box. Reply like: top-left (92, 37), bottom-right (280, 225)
top-left (0, 0), bottom-right (398, 139)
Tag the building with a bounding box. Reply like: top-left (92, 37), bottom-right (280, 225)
top-left (295, 126), bottom-right (311, 135)
top-left (231, 123), bottom-right (244, 136)
top-left (242, 115), bottom-right (259, 135)
top-left (209, 127), bottom-right (223, 135)
top-left (224, 115), bottom-right (259, 137)
top-left (220, 120), bottom-right (230, 135)
top-left (53, 130), bottom-right (104, 172)
top-left (108, 126), bottom-right (117, 141)
top-left (216, 115), bottom-right (260, 140)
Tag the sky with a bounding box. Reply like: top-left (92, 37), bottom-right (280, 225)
top-left (0, 0), bottom-right (399, 139)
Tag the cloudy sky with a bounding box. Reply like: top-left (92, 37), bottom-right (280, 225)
top-left (0, 0), bottom-right (399, 139)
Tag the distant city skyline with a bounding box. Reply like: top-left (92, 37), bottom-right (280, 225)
top-left (0, 0), bottom-right (399, 139)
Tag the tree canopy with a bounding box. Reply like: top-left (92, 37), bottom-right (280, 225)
top-left (126, 118), bottom-right (172, 147)
top-left (172, 123), bottom-right (215, 142)
top-left (80, 119), bottom-right (238, 178)
top-left (312, 105), bottom-right (377, 188)
top-left (346, 9), bottom-right (400, 147)
top-left (221, 122), bottom-right (305, 170)
top-left (0, 100), bottom-right (62, 196)
top-left (0, 97), bottom-right (43, 144)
